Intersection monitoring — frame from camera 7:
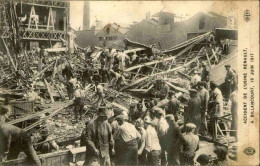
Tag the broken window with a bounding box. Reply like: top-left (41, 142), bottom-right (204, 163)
top-left (199, 16), bottom-right (206, 29)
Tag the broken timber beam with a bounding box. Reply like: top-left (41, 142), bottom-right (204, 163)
top-left (165, 81), bottom-right (189, 94)
top-left (31, 61), bottom-right (55, 81)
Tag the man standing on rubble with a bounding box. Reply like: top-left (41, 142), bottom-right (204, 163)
top-left (93, 81), bottom-right (106, 106)
top-left (224, 64), bottom-right (237, 99)
top-left (208, 81), bottom-right (224, 139)
top-left (201, 62), bottom-right (210, 89)
top-left (167, 91), bottom-right (181, 121)
top-left (184, 89), bottom-right (201, 134)
top-left (84, 107), bottom-right (114, 166)
top-left (197, 81), bottom-right (209, 136)
top-left (73, 85), bottom-right (85, 122)
top-left (0, 124), bottom-right (41, 166)
top-left (114, 114), bottom-right (141, 165)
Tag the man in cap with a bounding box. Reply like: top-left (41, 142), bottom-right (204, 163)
top-left (0, 124), bottom-right (41, 165)
top-left (165, 114), bottom-right (183, 165)
top-left (167, 91), bottom-right (181, 121)
top-left (36, 129), bottom-right (59, 154)
top-left (73, 85), bottom-right (85, 122)
top-left (144, 116), bottom-right (161, 166)
top-left (93, 81), bottom-right (106, 107)
top-left (197, 81), bottom-right (209, 136)
top-left (190, 70), bottom-right (201, 89)
top-left (153, 107), bottom-right (169, 166)
top-left (224, 64), bottom-right (237, 99)
top-left (184, 89), bottom-right (201, 134)
top-left (135, 118), bottom-right (147, 165)
top-left (208, 81), bottom-right (224, 139)
top-left (84, 107), bottom-right (114, 166)
top-left (113, 114), bottom-right (140, 165)
top-left (180, 123), bottom-right (199, 166)
top-left (201, 62), bottom-right (210, 89)
top-left (154, 79), bottom-right (170, 100)
top-left (80, 119), bottom-right (91, 147)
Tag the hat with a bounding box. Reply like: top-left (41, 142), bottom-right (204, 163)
top-left (41, 129), bottom-right (49, 136)
top-left (197, 81), bottom-right (204, 86)
top-left (210, 81), bottom-right (218, 87)
top-left (98, 107), bottom-right (107, 117)
top-left (214, 146), bottom-right (228, 156)
top-left (224, 64), bottom-right (231, 68)
top-left (196, 154), bottom-right (211, 165)
top-left (185, 123), bottom-right (196, 130)
top-left (115, 115), bottom-right (126, 121)
top-left (165, 114), bottom-right (175, 121)
top-left (153, 107), bottom-right (164, 115)
top-left (189, 89), bottom-right (197, 94)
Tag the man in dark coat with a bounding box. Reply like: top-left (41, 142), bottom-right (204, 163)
top-left (0, 124), bottom-right (41, 166)
top-left (167, 92), bottom-right (180, 121)
top-left (184, 89), bottom-right (201, 134)
top-left (84, 107), bottom-right (114, 166)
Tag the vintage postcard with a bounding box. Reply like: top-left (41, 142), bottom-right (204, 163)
top-left (0, 0), bottom-right (259, 166)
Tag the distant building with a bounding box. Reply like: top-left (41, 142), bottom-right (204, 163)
top-left (126, 11), bottom-right (227, 50)
top-left (95, 23), bottom-right (128, 49)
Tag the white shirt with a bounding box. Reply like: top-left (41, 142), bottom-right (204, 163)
top-left (118, 122), bottom-right (141, 142)
top-left (145, 125), bottom-right (161, 152)
top-left (74, 89), bottom-right (85, 98)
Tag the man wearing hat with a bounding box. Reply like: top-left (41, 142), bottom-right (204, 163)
top-left (73, 86), bottom-right (86, 122)
top-left (114, 114), bottom-right (140, 165)
top-left (208, 81), bottom-right (224, 139)
top-left (36, 129), bottom-right (59, 154)
top-left (224, 64), bottom-right (237, 99)
top-left (180, 123), bottom-right (199, 166)
top-left (144, 116), bottom-right (161, 166)
top-left (135, 118), bottom-right (147, 165)
top-left (184, 89), bottom-right (201, 134)
top-left (201, 62), bottom-right (210, 88)
top-left (93, 81), bottom-right (106, 107)
top-left (167, 91), bottom-right (181, 122)
top-left (197, 81), bottom-right (209, 136)
top-left (190, 70), bottom-right (201, 89)
top-left (84, 107), bottom-right (114, 166)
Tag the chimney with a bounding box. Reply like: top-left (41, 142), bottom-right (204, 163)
top-left (83, 1), bottom-right (90, 30)
top-left (146, 11), bottom-right (151, 20)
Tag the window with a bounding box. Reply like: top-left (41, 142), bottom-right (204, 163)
top-left (199, 16), bottom-right (206, 29)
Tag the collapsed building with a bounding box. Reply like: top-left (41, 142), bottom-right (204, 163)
top-left (0, 1), bottom-right (238, 166)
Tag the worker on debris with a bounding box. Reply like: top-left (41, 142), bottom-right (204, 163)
top-left (84, 107), bottom-right (114, 166)
top-left (80, 120), bottom-right (91, 147)
top-left (99, 64), bottom-right (111, 83)
top-left (165, 114), bottom-right (183, 165)
top-left (228, 85), bottom-right (238, 138)
top-left (73, 85), bottom-right (85, 122)
top-left (201, 62), bottom-right (210, 89)
top-left (144, 116), bottom-right (161, 166)
top-left (224, 64), bottom-right (237, 99)
top-left (135, 118), bottom-right (147, 165)
top-left (208, 81), bottom-right (224, 139)
top-left (190, 70), bottom-right (201, 89)
top-left (38, 45), bottom-right (45, 72)
top-left (93, 81), bottom-right (106, 107)
top-left (154, 80), bottom-right (169, 100)
top-left (114, 114), bottom-right (140, 165)
top-left (154, 107), bottom-right (169, 166)
top-left (197, 81), bottom-right (209, 136)
top-left (62, 63), bottom-right (74, 81)
top-left (106, 48), bottom-right (113, 69)
top-left (36, 128), bottom-right (59, 154)
top-left (82, 66), bottom-right (94, 86)
top-left (66, 78), bottom-right (75, 100)
top-left (0, 124), bottom-right (41, 166)
top-left (167, 91), bottom-right (181, 121)
top-left (184, 89), bottom-right (201, 134)
top-left (180, 123), bottom-right (199, 166)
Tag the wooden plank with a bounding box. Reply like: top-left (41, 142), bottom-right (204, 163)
top-left (165, 81), bottom-right (189, 94)
top-left (44, 79), bottom-right (55, 103)
top-left (31, 61), bottom-right (55, 81)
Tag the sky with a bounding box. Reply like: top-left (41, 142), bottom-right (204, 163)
top-left (69, 1), bottom-right (234, 30)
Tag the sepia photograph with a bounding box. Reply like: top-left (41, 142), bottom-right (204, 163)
top-left (0, 0), bottom-right (259, 166)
